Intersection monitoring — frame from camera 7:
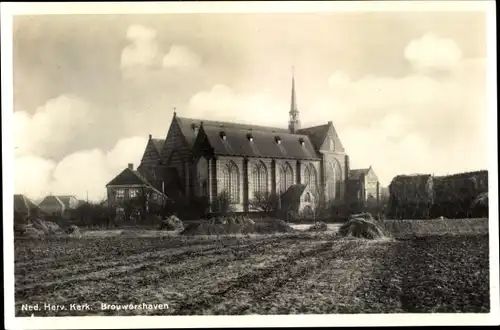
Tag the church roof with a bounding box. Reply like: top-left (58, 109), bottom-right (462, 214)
top-left (175, 116), bottom-right (289, 147)
top-left (151, 139), bottom-right (165, 155)
top-left (199, 125), bottom-right (320, 160)
top-left (298, 122), bottom-right (345, 152)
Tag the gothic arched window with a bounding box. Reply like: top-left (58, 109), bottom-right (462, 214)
top-left (252, 161), bottom-right (268, 196)
top-left (279, 162), bottom-right (294, 194)
top-left (304, 164), bottom-right (318, 196)
top-left (326, 160), bottom-right (343, 201)
top-left (223, 161), bottom-right (239, 203)
top-left (304, 192), bottom-right (311, 202)
top-left (197, 157), bottom-right (209, 197)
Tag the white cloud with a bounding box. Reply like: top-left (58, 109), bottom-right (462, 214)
top-left (14, 137), bottom-right (148, 202)
top-left (404, 33), bottom-right (463, 71)
top-left (14, 95), bottom-right (93, 159)
top-left (162, 45), bottom-right (201, 70)
top-left (316, 59), bottom-right (487, 186)
top-left (121, 25), bottom-right (160, 69)
top-left (187, 84), bottom-right (287, 128)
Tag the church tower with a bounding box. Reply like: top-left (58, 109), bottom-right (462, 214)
top-left (288, 69), bottom-right (301, 134)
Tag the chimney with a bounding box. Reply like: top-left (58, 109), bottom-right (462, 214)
top-left (128, 163), bottom-right (134, 170)
top-left (328, 121), bottom-right (333, 125)
top-left (149, 134), bottom-right (152, 139)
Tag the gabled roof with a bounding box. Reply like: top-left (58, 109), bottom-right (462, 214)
top-left (349, 168), bottom-right (371, 180)
top-left (14, 194), bottom-right (39, 214)
top-left (106, 167), bottom-right (170, 198)
top-left (106, 167), bottom-right (151, 186)
top-left (175, 116), bottom-right (289, 147)
top-left (197, 125), bottom-right (320, 160)
top-left (297, 124), bottom-right (330, 150)
top-left (151, 138), bottom-right (165, 155)
top-left (39, 195), bottom-right (65, 210)
top-left (56, 195), bottom-right (76, 208)
top-left (298, 122), bottom-right (345, 152)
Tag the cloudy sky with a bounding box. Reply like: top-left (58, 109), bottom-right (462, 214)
top-left (12, 10), bottom-right (489, 201)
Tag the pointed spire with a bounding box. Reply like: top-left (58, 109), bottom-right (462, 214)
top-left (290, 66), bottom-right (298, 114)
top-left (288, 67), bottom-right (301, 134)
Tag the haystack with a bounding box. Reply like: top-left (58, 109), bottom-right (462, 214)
top-left (349, 212), bottom-right (375, 222)
top-left (158, 215), bottom-right (184, 231)
top-left (338, 218), bottom-right (386, 240)
top-left (308, 221), bottom-right (328, 232)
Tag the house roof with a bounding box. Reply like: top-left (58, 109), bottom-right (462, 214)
top-left (198, 125), bottom-right (320, 160)
top-left (151, 138), bottom-right (165, 155)
top-left (349, 168), bottom-right (370, 180)
top-left (56, 195), bottom-right (76, 208)
top-left (176, 116), bottom-right (289, 147)
top-left (39, 195), bottom-right (66, 210)
top-left (106, 167), bottom-right (151, 186)
top-left (14, 194), bottom-right (39, 215)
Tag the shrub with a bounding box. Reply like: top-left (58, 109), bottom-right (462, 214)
top-left (338, 218), bottom-right (387, 240)
top-left (180, 217), bottom-right (294, 236)
top-left (158, 215), bottom-right (184, 231)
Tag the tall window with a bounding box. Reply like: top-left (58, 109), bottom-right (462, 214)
top-left (279, 162), bottom-right (294, 193)
top-left (327, 160), bottom-right (342, 201)
top-left (304, 192), bottom-right (312, 202)
top-left (223, 161), bottom-right (239, 203)
top-left (303, 164), bottom-right (318, 196)
top-left (197, 157), bottom-right (209, 197)
top-left (252, 161), bottom-right (268, 195)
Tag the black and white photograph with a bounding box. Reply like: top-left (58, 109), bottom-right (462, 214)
top-left (2, 1), bottom-right (498, 329)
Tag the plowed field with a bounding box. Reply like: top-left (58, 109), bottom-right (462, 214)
top-left (15, 232), bottom-right (489, 316)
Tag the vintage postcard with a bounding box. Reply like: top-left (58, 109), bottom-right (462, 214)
top-left (2, 1), bottom-right (499, 329)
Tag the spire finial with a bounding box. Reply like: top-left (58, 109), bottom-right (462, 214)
top-left (173, 106), bottom-right (177, 117)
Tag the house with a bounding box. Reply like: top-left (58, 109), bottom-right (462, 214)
top-left (14, 194), bottom-right (40, 220)
top-left (277, 184), bottom-right (316, 220)
top-left (346, 166), bottom-right (381, 206)
top-left (106, 163), bottom-right (169, 214)
top-left (112, 72), bottom-right (355, 214)
top-left (38, 195), bottom-right (79, 217)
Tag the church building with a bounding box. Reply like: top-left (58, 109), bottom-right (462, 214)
top-left (107, 73), bottom-right (363, 214)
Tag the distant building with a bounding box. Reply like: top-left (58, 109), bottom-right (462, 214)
top-left (14, 194), bottom-right (40, 220)
top-left (38, 195), bottom-right (79, 217)
top-left (346, 166), bottom-right (381, 206)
